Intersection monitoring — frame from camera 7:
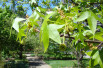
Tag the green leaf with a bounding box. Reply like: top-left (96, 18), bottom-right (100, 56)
top-left (36, 7), bottom-right (40, 12)
top-left (87, 14), bottom-right (97, 35)
top-left (72, 29), bottom-right (85, 45)
top-left (99, 49), bottom-right (103, 67)
top-left (87, 12), bottom-right (103, 35)
top-left (72, 33), bottom-right (79, 45)
top-left (92, 51), bottom-right (103, 67)
top-left (76, 24), bottom-right (85, 46)
top-left (75, 11), bottom-right (98, 35)
top-left (86, 51), bottom-right (93, 56)
top-left (92, 51), bottom-right (99, 65)
top-left (12, 17), bottom-right (25, 32)
top-left (91, 12), bottom-right (103, 24)
top-left (30, 0), bottom-right (36, 5)
top-left (75, 11), bottom-right (90, 22)
top-left (36, 7), bottom-right (47, 13)
top-left (83, 30), bottom-right (93, 36)
top-left (97, 26), bottom-right (103, 32)
top-left (48, 24), bottom-right (64, 44)
top-left (42, 23), bottom-right (49, 53)
top-left (75, 0), bottom-right (83, 2)
top-left (29, 11), bottom-right (39, 22)
top-left (86, 50), bottom-right (97, 56)
top-left (94, 32), bottom-right (103, 41)
top-left (41, 12), bottom-right (56, 52)
top-left (89, 58), bottom-right (94, 68)
top-left (26, 11), bottom-right (40, 27)
top-left (17, 29), bottom-right (26, 42)
top-left (87, 49), bottom-right (103, 68)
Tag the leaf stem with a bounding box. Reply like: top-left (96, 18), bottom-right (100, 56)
top-left (63, 20), bottom-right (67, 44)
top-left (25, 28), bottom-right (29, 38)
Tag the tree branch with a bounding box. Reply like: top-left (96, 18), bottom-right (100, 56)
top-left (97, 42), bottom-right (103, 49)
top-left (89, 2), bottom-right (103, 5)
top-left (60, 34), bottom-right (103, 43)
top-left (79, 40), bottom-right (102, 43)
top-left (68, 1), bottom-right (103, 5)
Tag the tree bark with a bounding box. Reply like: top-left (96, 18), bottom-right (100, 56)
top-left (0, 45), bottom-right (2, 61)
top-left (19, 45), bottom-right (23, 59)
top-left (74, 50), bottom-right (83, 68)
top-left (0, 51), bottom-right (1, 61)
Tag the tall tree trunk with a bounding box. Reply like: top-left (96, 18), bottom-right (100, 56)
top-left (74, 50), bottom-right (83, 68)
top-left (19, 45), bottom-right (23, 59)
top-left (77, 57), bottom-right (83, 68)
top-left (0, 49), bottom-right (1, 61)
top-left (0, 46), bottom-right (3, 68)
top-left (0, 45), bottom-right (2, 61)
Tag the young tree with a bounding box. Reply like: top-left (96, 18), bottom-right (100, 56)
top-left (12, 0), bottom-right (103, 68)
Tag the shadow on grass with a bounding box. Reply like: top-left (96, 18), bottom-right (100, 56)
top-left (29, 61), bottom-right (45, 66)
top-left (4, 60), bottom-right (29, 68)
top-left (4, 59), bottom-right (46, 68)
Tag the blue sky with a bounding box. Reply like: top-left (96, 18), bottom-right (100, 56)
top-left (0, 1), bottom-right (32, 16)
top-left (23, 4), bottom-right (32, 16)
top-left (0, 0), bottom-right (57, 16)
top-left (24, 0), bottom-right (56, 15)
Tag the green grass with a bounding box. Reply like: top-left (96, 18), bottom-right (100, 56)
top-left (45, 60), bottom-right (77, 68)
top-left (44, 59), bottom-right (89, 68)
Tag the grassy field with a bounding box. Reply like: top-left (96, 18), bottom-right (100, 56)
top-left (44, 59), bottom-right (89, 68)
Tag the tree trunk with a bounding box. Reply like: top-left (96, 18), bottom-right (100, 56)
top-left (0, 47), bottom-right (3, 68)
top-left (19, 45), bottom-right (23, 59)
top-left (0, 45), bottom-right (2, 61)
top-left (0, 51), bottom-right (2, 61)
top-left (77, 57), bottom-right (82, 68)
top-left (74, 50), bottom-right (83, 68)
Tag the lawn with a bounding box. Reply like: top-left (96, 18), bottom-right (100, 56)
top-left (45, 59), bottom-right (102, 68)
top-left (44, 60), bottom-right (89, 68)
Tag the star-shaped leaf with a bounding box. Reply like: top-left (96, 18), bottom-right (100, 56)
top-left (12, 17), bottom-right (25, 32)
top-left (48, 24), bottom-right (64, 44)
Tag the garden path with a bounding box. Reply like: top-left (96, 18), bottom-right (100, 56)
top-left (25, 54), bottom-right (51, 68)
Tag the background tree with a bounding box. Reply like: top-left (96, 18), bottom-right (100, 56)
top-left (0, 0), bottom-right (29, 60)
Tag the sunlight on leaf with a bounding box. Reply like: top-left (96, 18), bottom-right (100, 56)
top-left (17, 29), bottom-right (26, 42)
top-left (40, 12), bottom-right (57, 52)
top-left (75, 11), bottom-right (90, 22)
top-left (29, 0), bottom-right (36, 5)
top-left (12, 17), bottom-right (25, 32)
top-left (87, 15), bottom-right (97, 35)
top-left (94, 32), bottom-right (103, 41)
top-left (83, 30), bottom-right (93, 36)
top-left (48, 24), bottom-right (64, 44)
top-left (29, 11), bottom-right (39, 22)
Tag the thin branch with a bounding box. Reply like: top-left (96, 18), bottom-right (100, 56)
top-left (79, 40), bottom-right (103, 43)
top-left (68, 1), bottom-right (103, 5)
top-left (60, 34), bottom-right (75, 39)
top-left (97, 42), bottom-right (103, 49)
top-left (60, 34), bottom-right (103, 43)
top-left (89, 2), bottom-right (103, 5)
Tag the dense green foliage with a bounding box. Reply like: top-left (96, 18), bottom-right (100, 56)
top-left (0, 0), bottom-right (103, 68)
top-left (0, 6), bottom-right (18, 58)
top-left (0, 0), bottom-right (40, 60)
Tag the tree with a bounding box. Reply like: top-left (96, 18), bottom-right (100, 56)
top-left (12, 0), bottom-right (103, 68)
top-left (0, 6), bottom-right (17, 67)
top-left (0, 0), bottom-right (28, 60)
